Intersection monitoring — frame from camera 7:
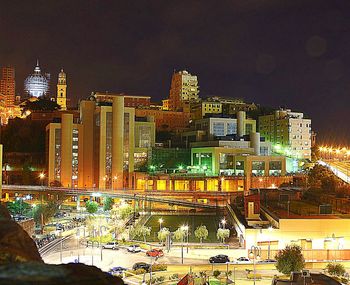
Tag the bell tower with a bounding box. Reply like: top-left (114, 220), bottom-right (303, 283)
top-left (57, 69), bottom-right (67, 110)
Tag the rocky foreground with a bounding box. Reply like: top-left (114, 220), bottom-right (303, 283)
top-left (0, 204), bottom-right (123, 285)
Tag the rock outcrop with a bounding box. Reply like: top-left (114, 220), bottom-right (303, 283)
top-left (0, 204), bottom-right (123, 285)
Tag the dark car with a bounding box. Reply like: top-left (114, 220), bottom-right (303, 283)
top-left (108, 266), bottom-right (127, 275)
top-left (209, 254), bottom-right (230, 263)
top-left (132, 262), bottom-right (151, 272)
top-left (258, 258), bottom-right (276, 264)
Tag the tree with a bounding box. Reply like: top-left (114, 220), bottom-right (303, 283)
top-left (173, 227), bottom-right (186, 242)
top-left (157, 227), bottom-right (170, 242)
top-left (132, 225), bottom-right (152, 242)
top-left (21, 97), bottom-right (61, 115)
top-left (217, 228), bottom-right (230, 243)
top-left (275, 245), bottom-right (305, 275)
top-left (194, 225), bottom-right (209, 243)
top-left (118, 203), bottom-right (133, 219)
top-left (6, 199), bottom-right (31, 216)
top-left (85, 200), bottom-right (98, 214)
top-left (103, 197), bottom-right (114, 211)
top-left (1, 117), bottom-right (46, 153)
top-left (326, 263), bottom-right (346, 277)
top-left (33, 201), bottom-right (59, 227)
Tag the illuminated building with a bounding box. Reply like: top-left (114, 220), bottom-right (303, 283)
top-left (91, 92), bottom-right (151, 107)
top-left (46, 95), bottom-right (155, 189)
top-left (169, 70), bottom-right (199, 111)
top-left (24, 60), bottom-right (50, 98)
top-left (0, 66), bottom-right (15, 107)
top-left (191, 96), bottom-right (257, 120)
top-left (0, 144), bottom-right (2, 197)
top-left (191, 112), bottom-right (256, 138)
top-left (162, 99), bottom-right (169, 110)
top-left (259, 109), bottom-right (312, 160)
top-left (56, 69), bottom-right (67, 110)
top-left (135, 108), bottom-right (191, 132)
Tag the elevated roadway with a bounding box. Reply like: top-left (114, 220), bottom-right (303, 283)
top-left (2, 185), bottom-right (241, 209)
top-left (319, 160), bottom-right (350, 183)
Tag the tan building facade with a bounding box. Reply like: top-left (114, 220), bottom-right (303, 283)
top-left (259, 109), bottom-right (312, 160)
top-left (0, 66), bottom-right (15, 107)
top-left (56, 69), bottom-right (67, 110)
top-left (46, 96), bottom-right (155, 189)
top-left (169, 70), bottom-right (199, 111)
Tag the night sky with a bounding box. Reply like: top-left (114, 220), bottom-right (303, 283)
top-left (1, 0), bottom-right (350, 144)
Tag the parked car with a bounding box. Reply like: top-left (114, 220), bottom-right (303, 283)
top-left (146, 248), bottom-right (164, 257)
top-left (132, 262), bottom-right (150, 272)
top-left (209, 254), bottom-right (230, 263)
top-left (127, 244), bottom-right (142, 253)
top-left (234, 257), bottom-right (251, 264)
top-left (102, 242), bottom-right (118, 250)
top-left (108, 266), bottom-right (127, 275)
top-left (258, 258), bottom-right (276, 264)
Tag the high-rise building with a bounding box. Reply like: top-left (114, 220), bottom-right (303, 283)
top-left (0, 66), bottom-right (15, 107)
top-left (24, 60), bottom-right (50, 98)
top-left (56, 69), bottom-right (67, 110)
top-left (46, 95), bottom-right (155, 189)
top-left (259, 109), bottom-right (312, 160)
top-left (169, 70), bottom-right (199, 111)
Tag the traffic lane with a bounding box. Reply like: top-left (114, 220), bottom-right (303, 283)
top-left (100, 247), bottom-right (208, 269)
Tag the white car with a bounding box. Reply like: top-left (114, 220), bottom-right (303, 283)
top-left (127, 244), bottom-right (142, 253)
top-left (234, 257), bottom-right (251, 264)
top-left (102, 242), bottom-right (118, 250)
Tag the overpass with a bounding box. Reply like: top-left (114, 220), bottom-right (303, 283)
top-left (319, 160), bottom-right (350, 183)
top-left (1, 185), bottom-right (240, 209)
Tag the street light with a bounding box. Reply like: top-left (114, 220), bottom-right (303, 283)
top-left (59, 229), bottom-right (63, 263)
top-left (99, 225), bottom-right (107, 261)
top-left (39, 173), bottom-right (45, 187)
top-left (112, 176), bottom-right (117, 191)
top-left (248, 246), bottom-right (261, 285)
top-left (102, 175), bottom-right (108, 190)
top-left (268, 226), bottom-right (273, 259)
top-left (181, 225), bottom-right (189, 254)
top-left (158, 218), bottom-right (163, 231)
top-left (221, 218), bottom-right (226, 229)
top-left (76, 227), bottom-right (86, 263)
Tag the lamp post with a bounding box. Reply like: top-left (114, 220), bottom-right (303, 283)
top-left (102, 175), bottom-right (107, 191)
top-left (59, 229), bottom-right (63, 263)
top-left (181, 225), bottom-right (189, 254)
top-left (76, 227), bottom-right (86, 263)
top-left (248, 245), bottom-right (261, 285)
top-left (221, 218), bottom-right (226, 229)
top-left (99, 225), bottom-right (107, 261)
top-left (39, 173), bottom-right (45, 187)
top-left (112, 176), bottom-right (117, 191)
top-left (268, 226), bottom-right (273, 259)
top-left (158, 218), bottom-right (163, 231)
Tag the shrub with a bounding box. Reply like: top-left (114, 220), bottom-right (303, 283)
top-left (247, 273), bottom-right (262, 280)
top-left (326, 263), bottom-right (346, 277)
top-left (124, 268), bottom-right (146, 277)
top-left (169, 273), bottom-right (179, 280)
top-left (151, 264), bottom-right (167, 272)
top-left (213, 270), bottom-right (221, 278)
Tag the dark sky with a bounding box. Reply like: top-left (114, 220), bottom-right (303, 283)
top-left (1, 0), bottom-right (350, 144)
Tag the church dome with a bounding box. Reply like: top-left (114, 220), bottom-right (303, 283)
top-left (24, 60), bottom-right (50, 98)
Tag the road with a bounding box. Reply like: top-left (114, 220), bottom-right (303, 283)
top-left (42, 235), bottom-right (208, 272)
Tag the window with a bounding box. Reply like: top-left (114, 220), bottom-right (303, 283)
top-left (213, 122), bottom-right (225, 136)
top-left (227, 122), bottom-right (237, 135)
